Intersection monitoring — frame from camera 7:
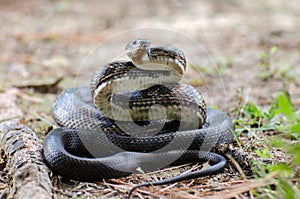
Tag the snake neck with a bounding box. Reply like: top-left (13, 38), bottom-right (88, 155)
top-left (127, 48), bottom-right (147, 66)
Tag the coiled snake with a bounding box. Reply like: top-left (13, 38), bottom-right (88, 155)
top-left (43, 39), bottom-right (234, 196)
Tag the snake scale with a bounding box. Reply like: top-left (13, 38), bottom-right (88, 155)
top-left (43, 39), bottom-right (234, 196)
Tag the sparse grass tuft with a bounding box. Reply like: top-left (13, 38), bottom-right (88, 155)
top-left (234, 91), bottom-right (300, 198)
top-left (257, 46), bottom-right (296, 83)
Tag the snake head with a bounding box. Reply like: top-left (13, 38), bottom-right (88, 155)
top-left (125, 39), bottom-right (151, 51)
top-left (125, 39), bottom-right (151, 64)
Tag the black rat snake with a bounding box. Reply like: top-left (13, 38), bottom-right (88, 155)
top-left (43, 39), bottom-right (234, 196)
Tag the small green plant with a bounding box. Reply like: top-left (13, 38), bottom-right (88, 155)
top-left (259, 46), bottom-right (277, 70)
top-left (190, 64), bottom-right (217, 77)
top-left (190, 56), bottom-right (231, 77)
top-left (257, 46), bottom-right (296, 83)
top-left (234, 91), bottom-right (300, 199)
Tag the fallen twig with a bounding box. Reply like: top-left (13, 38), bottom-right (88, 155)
top-left (0, 121), bottom-right (53, 199)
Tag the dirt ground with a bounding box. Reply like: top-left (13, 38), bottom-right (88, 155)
top-left (0, 0), bottom-right (300, 198)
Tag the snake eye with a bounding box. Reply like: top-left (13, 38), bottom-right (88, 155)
top-left (132, 40), bottom-right (137, 45)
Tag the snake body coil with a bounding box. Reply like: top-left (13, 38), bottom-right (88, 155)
top-left (43, 39), bottom-right (234, 195)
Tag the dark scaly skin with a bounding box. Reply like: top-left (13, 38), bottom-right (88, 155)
top-left (43, 87), bottom-right (234, 194)
top-left (43, 39), bottom-right (234, 197)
